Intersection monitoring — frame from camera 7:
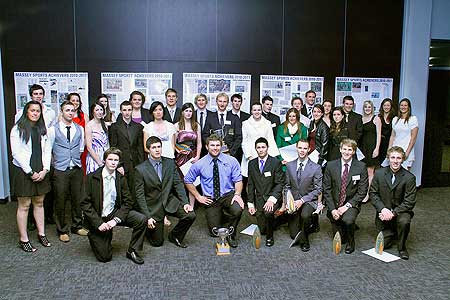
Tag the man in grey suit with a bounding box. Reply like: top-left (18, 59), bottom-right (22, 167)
top-left (323, 138), bottom-right (368, 254)
top-left (284, 139), bottom-right (322, 252)
top-left (247, 137), bottom-right (284, 247)
top-left (370, 146), bottom-right (417, 260)
top-left (134, 136), bottom-right (196, 248)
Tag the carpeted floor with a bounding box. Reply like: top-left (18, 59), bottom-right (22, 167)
top-left (0, 187), bottom-right (449, 300)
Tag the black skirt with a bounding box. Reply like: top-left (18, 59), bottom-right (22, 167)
top-left (11, 164), bottom-right (51, 197)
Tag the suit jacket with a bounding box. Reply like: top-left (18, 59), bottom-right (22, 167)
top-left (323, 158), bottom-right (368, 211)
top-left (202, 110), bottom-right (242, 157)
top-left (196, 109), bottom-right (213, 157)
top-left (247, 155), bottom-right (284, 209)
top-left (236, 111), bottom-right (250, 122)
top-left (285, 158), bottom-right (322, 209)
top-left (370, 167), bottom-right (416, 216)
top-left (346, 111), bottom-right (363, 144)
top-left (262, 111), bottom-right (281, 138)
top-left (134, 158), bottom-right (188, 221)
top-left (80, 167), bottom-right (134, 230)
top-left (163, 106), bottom-right (181, 124)
top-left (108, 117), bottom-right (145, 173)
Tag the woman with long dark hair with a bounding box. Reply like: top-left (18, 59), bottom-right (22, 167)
top-left (378, 98), bottom-right (395, 164)
top-left (85, 101), bottom-right (109, 174)
top-left (276, 107), bottom-right (308, 162)
top-left (322, 99), bottom-right (334, 127)
top-left (97, 94), bottom-right (116, 125)
top-left (11, 101), bottom-right (52, 252)
top-left (328, 106), bottom-right (349, 161)
top-left (308, 104), bottom-right (329, 166)
top-left (388, 98), bottom-right (419, 169)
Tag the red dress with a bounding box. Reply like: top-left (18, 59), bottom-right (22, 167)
top-left (73, 111), bottom-right (87, 173)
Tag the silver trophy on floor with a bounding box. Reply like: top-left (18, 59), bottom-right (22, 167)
top-left (212, 226), bottom-right (234, 255)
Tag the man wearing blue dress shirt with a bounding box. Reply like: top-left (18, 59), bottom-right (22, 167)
top-left (185, 134), bottom-right (244, 247)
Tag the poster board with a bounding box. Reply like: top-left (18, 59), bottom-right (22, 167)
top-left (260, 75), bottom-right (324, 120)
top-left (335, 77), bottom-right (394, 114)
top-left (183, 73), bottom-right (252, 112)
top-left (14, 72), bottom-right (89, 116)
top-left (101, 72), bottom-right (172, 114)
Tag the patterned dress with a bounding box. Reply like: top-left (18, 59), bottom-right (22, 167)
top-left (175, 130), bottom-right (198, 168)
top-left (86, 130), bottom-right (109, 174)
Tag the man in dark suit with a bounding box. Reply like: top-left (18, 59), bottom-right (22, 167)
top-left (247, 137), bottom-right (284, 247)
top-left (284, 139), bottom-right (322, 251)
top-left (323, 138), bottom-right (368, 254)
top-left (370, 146), bottom-right (417, 260)
top-left (301, 90), bottom-right (316, 121)
top-left (109, 100), bottom-right (145, 195)
top-left (202, 93), bottom-right (242, 157)
top-left (342, 95), bottom-right (363, 144)
top-left (230, 93), bottom-right (250, 164)
top-left (261, 96), bottom-right (280, 138)
top-left (135, 136), bottom-right (196, 248)
top-left (80, 148), bottom-right (148, 264)
top-left (163, 88), bottom-right (181, 124)
top-left (195, 93), bottom-right (213, 157)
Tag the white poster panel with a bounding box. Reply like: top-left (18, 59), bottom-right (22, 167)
top-left (14, 72), bottom-right (89, 117)
top-left (335, 77), bottom-right (393, 114)
top-left (260, 75), bottom-right (324, 121)
top-left (183, 73), bottom-right (252, 112)
top-left (101, 72), bottom-right (172, 114)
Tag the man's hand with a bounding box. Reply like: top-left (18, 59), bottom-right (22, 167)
top-left (294, 199), bottom-right (304, 210)
top-left (331, 209), bottom-right (341, 220)
top-left (248, 207), bottom-right (256, 215)
top-left (337, 205), bottom-right (349, 216)
top-left (147, 218), bottom-right (156, 229)
top-left (117, 167), bottom-right (125, 176)
top-left (183, 204), bottom-right (193, 213)
top-left (379, 208), bottom-right (395, 221)
top-left (196, 196), bottom-right (213, 206)
top-left (231, 194), bottom-right (244, 209)
top-left (263, 201), bottom-right (274, 212)
top-left (98, 222), bottom-right (111, 231)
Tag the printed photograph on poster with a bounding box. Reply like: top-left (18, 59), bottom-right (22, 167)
top-left (104, 79), bottom-right (123, 92)
top-left (335, 77), bottom-right (393, 114)
top-left (183, 73), bottom-right (252, 112)
top-left (260, 75), bottom-right (325, 121)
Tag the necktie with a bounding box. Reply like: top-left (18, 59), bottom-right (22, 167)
top-left (103, 175), bottom-right (115, 216)
top-left (126, 122), bottom-right (131, 140)
top-left (308, 107), bottom-right (313, 120)
top-left (170, 109), bottom-right (175, 121)
top-left (213, 158), bottom-right (220, 199)
top-left (346, 113), bottom-right (349, 123)
top-left (155, 162), bottom-right (162, 181)
top-left (220, 113), bottom-right (224, 127)
top-left (339, 163), bottom-right (349, 206)
top-left (200, 111), bottom-right (204, 129)
top-left (392, 174), bottom-right (395, 185)
top-left (259, 159), bottom-right (265, 173)
top-left (66, 126), bottom-right (71, 143)
top-left (297, 162), bottom-right (303, 182)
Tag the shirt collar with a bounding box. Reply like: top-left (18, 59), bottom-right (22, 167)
top-left (341, 158), bottom-right (352, 168)
top-left (297, 157), bottom-right (308, 169)
top-left (207, 153), bottom-right (224, 164)
top-left (259, 155), bottom-right (268, 163)
top-left (148, 156), bottom-right (162, 167)
top-left (102, 167), bottom-right (116, 180)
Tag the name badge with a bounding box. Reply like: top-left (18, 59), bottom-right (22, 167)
top-left (271, 123), bottom-right (277, 128)
top-left (224, 120), bottom-right (231, 125)
top-left (284, 136), bottom-right (291, 142)
top-left (228, 128), bottom-right (234, 135)
top-left (264, 171), bottom-right (271, 177)
top-left (352, 175), bottom-right (360, 181)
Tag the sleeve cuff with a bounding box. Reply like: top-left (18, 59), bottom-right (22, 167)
top-left (267, 196), bottom-right (277, 204)
top-left (247, 202), bottom-right (255, 209)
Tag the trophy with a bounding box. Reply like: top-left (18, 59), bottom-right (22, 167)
top-left (333, 231), bottom-right (342, 255)
top-left (212, 226), bottom-right (234, 256)
top-left (212, 128), bottom-right (229, 153)
top-left (253, 226), bottom-right (261, 250)
top-left (375, 231), bottom-right (384, 255)
top-left (283, 186), bottom-right (296, 214)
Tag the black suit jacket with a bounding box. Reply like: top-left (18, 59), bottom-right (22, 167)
top-left (80, 167), bottom-right (134, 230)
top-left (163, 106), bottom-right (181, 124)
top-left (247, 155), bottom-right (284, 209)
top-left (323, 159), bottom-right (368, 211)
top-left (134, 158), bottom-right (188, 221)
top-left (370, 167), bottom-right (416, 215)
top-left (262, 111), bottom-right (281, 138)
top-left (346, 111), bottom-right (363, 144)
top-left (237, 111), bottom-right (250, 122)
top-left (202, 110), bottom-right (242, 157)
top-left (109, 117), bottom-right (145, 173)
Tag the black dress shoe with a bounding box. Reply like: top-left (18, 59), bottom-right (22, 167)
top-left (399, 250), bottom-right (409, 260)
top-left (300, 242), bottom-right (310, 252)
top-left (227, 236), bottom-right (238, 248)
top-left (168, 234), bottom-right (187, 248)
top-left (126, 250), bottom-right (144, 264)
top-left (345, 243), bottom-right (355, 254)
top-left (265, 238), bottom-right (274, 247)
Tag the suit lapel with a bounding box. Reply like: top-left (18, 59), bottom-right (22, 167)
top-left (144, 160), bottom-right (161, 185)
top-left (117, 119), bottom-right (131, 143)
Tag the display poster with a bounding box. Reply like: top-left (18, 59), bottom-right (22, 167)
top-left (335, 77), bottom-right (393, 114)
top-left (101, 72), bottom-right (172, 113)
top-left (14, 72), bottom-right (89, 116)
top-left (260, 75), bottom-right (324, 120)
top-left (183, 73), bottom-right (252, 112)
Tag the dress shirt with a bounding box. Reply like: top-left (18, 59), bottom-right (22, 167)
top-left (101, 168), bottom-right (117, 217)
top-left (231, 110), bottom-right (240, 119)
top-left (148, 157), bottom-right (163, 180)
top-left (184, 153), bottom-right (242, 198)
top-left (297, 157), bottom-right (309, 171)
top-left (196, 108), bottom-right (207, 129)
top-left (341, 158), bottom-right (353, 176)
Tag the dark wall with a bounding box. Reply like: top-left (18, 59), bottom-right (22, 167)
top-left (1, 0), bottom-right (404, 131)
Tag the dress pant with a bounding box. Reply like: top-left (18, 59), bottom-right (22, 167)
top-left (53, 167), bottom-right (83, 234)
top-left (146, 205), bottom-right (196, 247)
top-left (327, 207), bottom-right (359, 247)
top-left (205, 191), bottom-right (243, 238)
top-left (275, 203), bottom-right (315, 240)
top-left (375, 212), bottom-right (412, 251)
top-left (254, 200), bottom-right (281, 240)
top-left (88, 210), bottom-right (147, 263)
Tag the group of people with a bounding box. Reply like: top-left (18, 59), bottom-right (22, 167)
top-left (10, 84), bottom-right (418, 263)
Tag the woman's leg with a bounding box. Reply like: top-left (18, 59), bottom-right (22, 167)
top-left (17, 197), bottom-right (32, 242)
top-left (32, 194), bottom-right (46, 236)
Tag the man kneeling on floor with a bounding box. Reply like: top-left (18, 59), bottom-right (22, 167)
top-left (81, 147), bottom-right (147, 264)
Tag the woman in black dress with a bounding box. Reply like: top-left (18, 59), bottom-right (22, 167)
top-left (378, 98), bottom-right (395, 165)
top-left (10, 101), bottom-right (52, 252)
top-left (360, 100), bottom-right (382, 201)
top-left (328, 106), bottom-right (349, 161)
